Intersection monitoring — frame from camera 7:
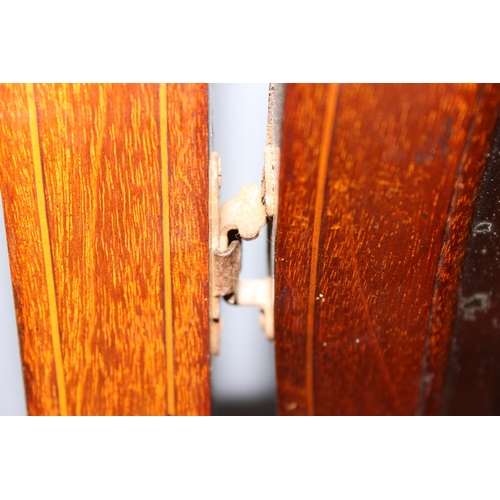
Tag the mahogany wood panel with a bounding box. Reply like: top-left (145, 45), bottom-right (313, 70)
top-left (275, 83), bottom-right (500, 415)
top-left (0, 83), bottom-right (210, 415)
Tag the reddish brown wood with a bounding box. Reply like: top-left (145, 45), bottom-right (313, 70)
top-left (0, 84), bottom-right (210, 415)
top-left (275, 83), bottom-right (500, 415)
top-left (274, 84), bottom-right (339, 415)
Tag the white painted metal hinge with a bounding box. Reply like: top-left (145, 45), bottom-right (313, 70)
top-left (209, 83), bottom-right (283, 355)
top-left (209, 151), bottom-right (275, 355)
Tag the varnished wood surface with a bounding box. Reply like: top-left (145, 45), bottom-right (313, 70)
top-left (275, 84), bottom-right (500, 415)
top-left (0, 84), bottom-right (59, 415)
top-left (0, 83), bottom-right (210, 415)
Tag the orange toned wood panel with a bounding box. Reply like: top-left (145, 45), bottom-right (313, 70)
top-left (166, 84), bottom-right (211, 415)
top-left (0, 84), bottom-right (60, 415)
top-left (0, 83), bottom-right (210, 415)
top-left (275, 83), bottom-right (500, 415)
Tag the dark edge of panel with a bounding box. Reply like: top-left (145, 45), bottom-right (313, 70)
top-left (443, 110), bottom-right (500, 415)
top-left (416, 85), bottom-right (489, 415)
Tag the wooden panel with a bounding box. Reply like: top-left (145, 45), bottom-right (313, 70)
top-left (275, 83), bottom-right (500, 415)
top-left (0, 83), bottom-right (210, 415)
top-left (0, 84), bottom-right (60, 415)
top-left (274, 84), bottom-right (340, 415)
top-left (167, 84), bottom-right (210, 416)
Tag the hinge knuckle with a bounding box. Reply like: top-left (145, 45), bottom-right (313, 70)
top-left (213, 240), bottom-right (241, 298)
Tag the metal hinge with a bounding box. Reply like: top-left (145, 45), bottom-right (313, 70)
top-left (209, 83), bottom-right (283, 355)
top-left (209, 149), bottom-right (276, 355)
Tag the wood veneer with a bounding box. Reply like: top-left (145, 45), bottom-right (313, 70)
top-left (274, 83), bottom-right (500, 415)
top-left (0, 83), bottom-right (210, 415)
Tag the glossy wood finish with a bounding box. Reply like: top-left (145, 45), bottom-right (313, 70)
top-left (0, 83), bottom-right (210, 415)
top-left (275, 84), bottom-right (500, 415)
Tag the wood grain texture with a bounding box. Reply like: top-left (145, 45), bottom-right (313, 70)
top-left (0, 83), bottom-right (209, 415)
top-left (275, 83), bottom-right (500, 415)
top-left (0, 84), bottom-right (60, 415)
top-left (166, 84), bottom-right (210, 416)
